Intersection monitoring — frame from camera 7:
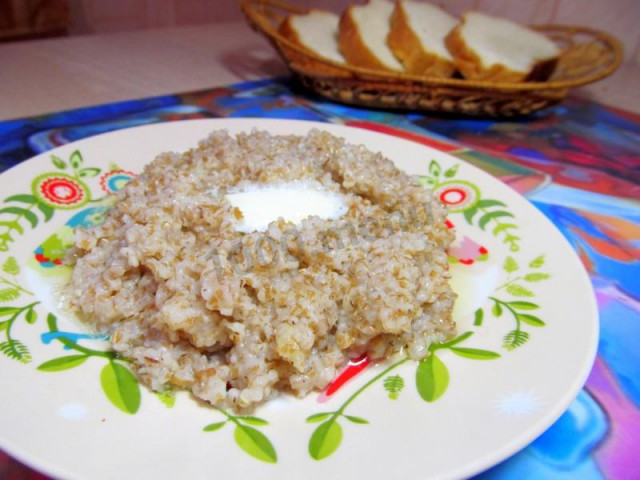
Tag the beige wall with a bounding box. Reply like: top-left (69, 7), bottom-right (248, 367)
top-left (67, 0), bottom-right (639, 63)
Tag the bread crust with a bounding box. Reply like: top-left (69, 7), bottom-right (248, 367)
top-left (278, 11), bottom-right (348, 76)
top-left (445, 20), bottom-right (558, 82)
top-left (278, 15), bottom-right (303, 46)
top-left (338, 4), bottom-right (397, 72)
top-left (387, 2), bottom-right (456, 77)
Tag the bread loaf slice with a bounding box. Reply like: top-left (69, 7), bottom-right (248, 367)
top-left (387, 1), bottom-right (457, 77)
top-left (338, 0), bottom-right (404, 72)
top-left (279, 10), bottom-right (345, 64)
top-left (445, 11), bottom-right (560, 82)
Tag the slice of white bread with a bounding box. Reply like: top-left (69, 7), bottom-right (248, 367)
top-left (445, 11), bottom-right (560, 82)
top-left (387, 1), bottom-right (457, 77)
top-left (338, 0), bottom-right (404, 72)
top-left (279, 10), bottom-right (345, 64)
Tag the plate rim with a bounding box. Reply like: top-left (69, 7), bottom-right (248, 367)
top-left (0, 117), bottom-right (600, 480)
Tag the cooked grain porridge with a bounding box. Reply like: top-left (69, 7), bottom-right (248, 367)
top-left (65, 129), bottom-right (456, 410)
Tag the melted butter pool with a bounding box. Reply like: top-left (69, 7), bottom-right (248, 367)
top-left (225, 181), bottom-right (348, 233)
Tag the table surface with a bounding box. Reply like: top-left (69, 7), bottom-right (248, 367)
top-left (0, 20), bottom-right (639, 480)
top-left (1, 21), bottom-right (640, 121)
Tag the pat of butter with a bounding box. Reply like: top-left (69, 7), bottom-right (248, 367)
top-left (225, 182), bottom-right (348, 233)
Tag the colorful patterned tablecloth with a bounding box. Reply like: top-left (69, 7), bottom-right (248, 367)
top-left (0, 78), bottom-right (638, 480)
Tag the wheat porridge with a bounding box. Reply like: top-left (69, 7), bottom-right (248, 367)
top-left (65, 128), bottom-right (456, 410)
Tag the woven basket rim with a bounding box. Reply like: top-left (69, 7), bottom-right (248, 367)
top-left (241, 0), bottom-right (623, 92)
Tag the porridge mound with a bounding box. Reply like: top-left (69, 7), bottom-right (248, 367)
top-left (66, 129), bottom-right (456, 410)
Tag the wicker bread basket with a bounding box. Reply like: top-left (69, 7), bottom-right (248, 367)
top-left (241, 0), bottom-right (623, 117)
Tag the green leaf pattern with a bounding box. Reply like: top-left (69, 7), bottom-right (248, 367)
top-left (503, 256), bottom-right (518, 273)
top-left (524, 273), bottom-right (550, 282)
top-left (0, 288), bottom-right (20, 302)
top-left (506, 284), bottom-right (534, 297)
top-left (203, 410), bottom-right (277, 463)
top-left (24, 308), bottom-right (37, 324)
top-left (383, 374), bottom-right (405, 400)
top-left (51, 155), bottom-right (67, 170)
top-left (0, 260), bottom-right (37, 363)
top-left (1, 196), bottom-right (50, 252)
top-left (203, 421), bottom-right (226, 432)
top-left (234, 424), bottom-right (278, 463)
top-left (154, 390), bottom-right (176, 408)
top-left (473, 308), bottom-right (484, 326)
top-left (529, 255), bottom-right (545, 268)
top-left (444, 165), bottom-right (459, 178)
top-left (2, 256), bottom-right (19, 275)
top-left (309, 420), bottom-right (343, 460)
top-left (306, 412), bottom-right (332, 423)
top-left (69, 150), bottom-right (83, 169)
top-left (78, 167), bottom-right (101, 178)
top-left (428, 159), bottom-right (441, 177)
top-left (237, 416), bottom-right (269, 426)
top-left (449, 347), bottom-right (501, 360)
top-left (503, 330), bottom-right (530, 350)
top-left (343, 415), bottom-right (369, 424)
top-left (465, 199), bottom-right (520, 252)
top-left (100, 361), bottom-right (141, 414)
top-left (472, 254), bottom-right (552, 351)
top-left (0, 339), bottom-right (31, 363)
top-left (37, 355), bottom-right (89, 372)
top-left (416, 354), bottom-right (449, 402)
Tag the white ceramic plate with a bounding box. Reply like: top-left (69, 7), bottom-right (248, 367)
top-left (0, 119), bottom-right (598, 480)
